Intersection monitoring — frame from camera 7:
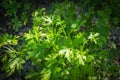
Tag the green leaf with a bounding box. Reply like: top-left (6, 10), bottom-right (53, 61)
top-left (21, 12), bottom-right (28, 25)
top-left (1, 55), bottom-right (7, 62)
top-left (59, 48), bottom-right (72, 62)
top-left (41, 69), bottom-right (51, 80)
top-left (11, 16), bottom-right (21, 31)
top-left (77, 54), bottom-right (85, 65)
top-left (88, 32), bottom-right (100, 44)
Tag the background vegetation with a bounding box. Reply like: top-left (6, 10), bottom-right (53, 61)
top-left (0, 0), bottom-right (120, 80)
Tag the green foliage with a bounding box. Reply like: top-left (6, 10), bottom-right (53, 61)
top-left (21, 12), bottom-right (28, 26)
top-left (11, 16), bottom-right (21, 31)
top-left (0, 34), bottom-right (25, 76)
top-left (0, 34), bottom-right (19, 47)
top-left (0, 0), bottom-right (120, 80)
top-left (1, 0), bottom-right (30, 31)
top-left (2, 0), bottom-right (21, 16)
top-left (22, 1), bottom-right (109, 79)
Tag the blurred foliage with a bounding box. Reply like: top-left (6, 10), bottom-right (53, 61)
top-left (0, 0), bottom-right (120, 80)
